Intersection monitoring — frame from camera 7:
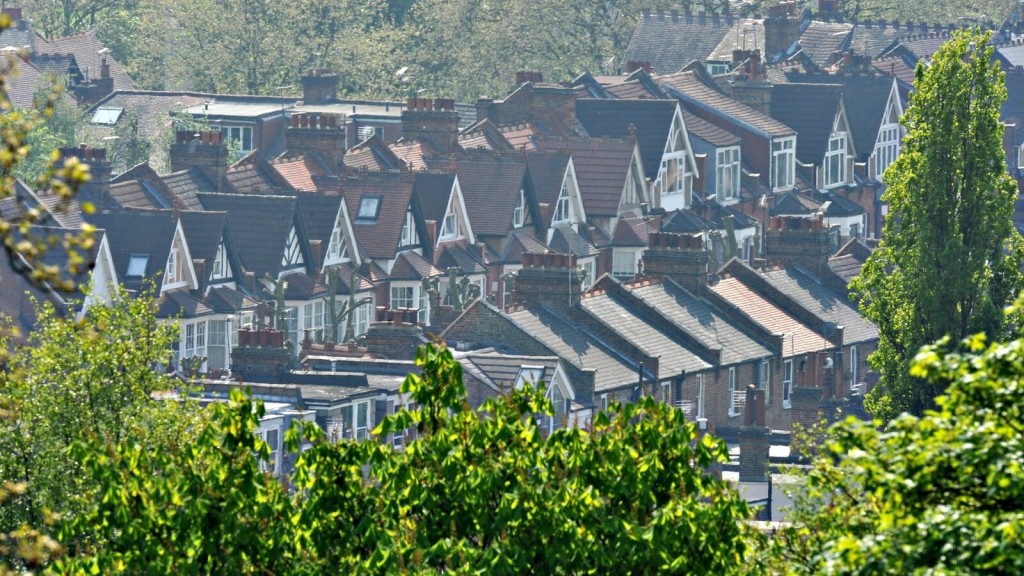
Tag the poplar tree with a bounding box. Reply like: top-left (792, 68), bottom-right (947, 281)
top-left (851, 30), bottom-right (1024, 421)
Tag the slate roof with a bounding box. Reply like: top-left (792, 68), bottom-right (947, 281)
top-left (272, 156), bottom-right (326, 192)
top-left (624, 11), bottom-right (748, 73)
top-left (580, 290), bottom-right (712, 375)
top-left (708, 275), bottom-right (825, 355)
top-left (501, 229), bottom-right (550, 263)
top-left (0, 22), bottom-right (37, 54)
top-left (177, 210), bottom-right (229, 273)
top-left (612, 215), bottom-right (654, 247)
top-left (576, 98), bottom-right (677, 179)
top-left (30, 53), bottom-right (82, 83)
top-left (506, 306), bottom-right (641, 392)
top-left (109, 179), bottom-right (169, 209)
top-left (412, 172), bottom-right (456, 226)
top-left (328, 261), bottom-right (375, 294)
top-left (390, 139), bottom-right (438, 170)
top-left (997, 44), bottom-right (1024, 68)
top-left (525, 150), bottom-right (571, 208)
top-left (343, 173), bottom-right (416, 260)
top-left (343, 134), bottom-right (406, 173)
top-left (86, 211), bottom-right (177, 292)
top-left (389, 250), bottom-right (442, 281)
top-left (226, 152), bottom-right (292, 194)
top-left (437, 244), bottom-right (488, 275)
top-left (659, 70), bottom-right (795, 138)
top-left (786, 73), bottom-right (895, 161)
top-left (161, 167), bottom-right (214, 209)
top-left (537, 137), bottom-right (636, 217)
top-left (769, 83), bottom-right (844, 163)
top-left (705, 18), bottom-right (772, 62)
top-left (1002, 67), bottom-right (1024, 148)
top-left (889, 32), bottom-right (952, 61)
top-left (205, 285), bottom-right (260, 313)
top-left (37, 30), bottom-right (135, 90)
top-left (827, 253), bottom-right (864, 283)
top-left (872, 56), bottom-right (917, 91)
top-left (848, 23), bottom-right (904, 58)
top-left (2, 182), bottom-right (85, 229)
top-left (660, 208), bottom-right (714, 234)
top-left (799, 21), bottom-right (854, 67)
top-left (296, 193), bottom-right (345, 270)
top-left (458, 119), bottom-right (517, 152)
top-left (198, 192), bottom-right (299, 278)
top-left (457, 350), bottom-right (560, 390)
top-left (705, 201), bottom-right (759, 229)
top-left (628, 279), bottom-right (773, 365)
top-left (682, 110), bottom-right (741, 147)
top-left (281, 272), bottom-right (327, 300)
top-left (548, 225), bottom-right (600, 258)
top-left (446, 156), bottom-right (527, 237)
top-left (760, 266), bottom-right (877, 344)
top-left (499, 123), bottom-right (545, 151)
top-left (156, 289), bottom-right (212, 319)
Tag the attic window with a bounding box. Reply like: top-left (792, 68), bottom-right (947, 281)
top-left (515, 366), bottom-right (545, 389)
top-left (91, 107), bottom-right (123, 125)
top-left (357, 196), bottom-right (382, 221)
top-left (127, 253), bottom-right (148, 277)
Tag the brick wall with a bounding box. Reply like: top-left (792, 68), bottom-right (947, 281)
top-left (764, 215), bottom-right (832, 273)
top-left (364, 311), bottom-right (424, 360)
top-left (402, 98), bottom-right (459, 154)
top-left (302, 69), bottom-right (338, 103)
top-left (60, 145), bottom-right (113, 208)
top-left (286, 113), bottom-right (346, 171)
top-left (169, 131), bottom-right (228, 191)
top-left (511, 252), bottom-right (583, 313)
top-left (641, 232), bottom-right (709, 291)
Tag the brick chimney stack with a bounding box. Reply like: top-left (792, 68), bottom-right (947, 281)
top-left (739, 384), bottom-right (770, 482)
top-left (60, 144), bottom-right (114, 210)
top-left (169, 130), bottom-right (229, 192)
top-left (512, 252), bottom-right (583, 312)
top-left (764, 215), bottom-right (832, 273)
top-left (364, 308), bottom-right (424, 360)
top-left (475, 75), bottom-right (577, 137)
top-left (763, 2), bottom-right (801, 57)
top-left (286, 113), bottom-right (346, 172)
top-left (302, 68), bottom-right (338, 103)
top-left (641, 232), bottom-right (710, 291)
top-left (401, 97), bottom-right (460, 155)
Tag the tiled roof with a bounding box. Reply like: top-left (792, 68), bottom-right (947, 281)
top-left (538, 137), bottom-right (636, 217)
top-left (458, 350), bottom-right (560, 390)
top-left (660, 207), bottom-right (713, 234)
top-left (827, 254), bottom-right (864, 283)
top-left (612, 215), bottom-right (654, 247)
top-left (343, 134), bottom-right (406, 173)
top-left (37, 30), bottom-right (135, 90)
top-left (205, 285), bottom-right (259, 314)
top-left (507, 306), bottom-right (640, 392)
top-left (628, 280), bottom-right (773, 365)
top-left (0, 23), bottom-right (37, 54)
top-left (296, 193), bottom-right (345, 270)
top-left (14, 183), bottom-right (86, 229)
top-left (198, 192), bottom-right (298, 278)
top-left (327, 261), bottom-right (375, 294)
top-left (891, 32), bottom-right (951, 60)
top-left (281, 272), bottom-right (327, 300)
top-left (525, 150), bottom-right (570, 209)
top-left (446, 156), bottom-right (527, 237)
top-left (786, 73), bottom-right (895, 160)
top-left (769, 83), bottom-right (843, 163)
top-left (848, 23), bottom-right (903, 58)
top-left (109, 179), bottom-right (167, 209)
top-left (498, 123), bottom-right (545, 151)
top-left (576, 98), bottom-right (677, 179)
top-left (773, 190), bottom-right (821, 215)
top-left (226, 153), bottom-right (291, 194)
top-left (177, 210), bottom-right (228, 272)
top-left (705, 200), bottom-right (758, 229)
top-left (0, 59), bottom-right (58, 110)
top-left (602, 76), bottom-right (665, 99)
top-left (30, 53), bottom-right (81, 82)
top-left (390, 139), bottom-right (438, 170)
top-left (705, 18), bottom-right (771, 61)
top-left (272, 156), bottom-right (326, 192)
top-left (760, 266), bottom-right (877, 344)
top-left (389, 250), bottom-right (442, 281)
top-left (86, 210), bottom-right (176, 291)
top-left (708, 275), bottom-right (825, 355)
top-left (161, 167), bottom-right (214, 210)
top-left (437, 244), bottom-right (488, 275)
top-left (549, 225), bottom-right (600, 258)
top-left (682, 110), bottom-right (741, 147)
top-left (871, 56), bottom-right (917, 89)
top-left (412, 172), bottom-right (456, 226)
top-left (659, 70), bottom-right (795, 138)
top-left (799, 21), bottom-right (854, 67)
top-left (624, 11), bottom-right (749, 73)
top-left (458, 118), bottom-right (517, 152)
top-left (157, 289), bottom-right (212, 319)
top-left (580, 290), bottom-right (711, 375)
top-left (997, 44), bottom-right (1024, 68)
top-left (501, 229), bottom-right (550, 263)
top-left (343, 173), bottom-right (415, 261)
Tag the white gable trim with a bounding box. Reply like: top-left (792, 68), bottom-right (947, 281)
top-left (323, 200), bottom-right (361, 270)
top-left (281, 224), bottom-right (305, 273)
top-left (437, 176), bottom-right (475, 248)
top-left (81, 232), bottom-right (117, 318)
top-left (161, 219), bottom-right (198, 294)
top-left (562, 157), bottom-right (587, 224)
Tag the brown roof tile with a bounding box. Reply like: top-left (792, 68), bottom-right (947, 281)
top-left (343, 173), bottom-right (416, 261)
top-left (709, 275), bottom-right (824, 355)
top-left (659, 70), bottom-right (795, 138)
top-left (272, 156), bottom-right (326, 192)
top-left (538, 137), bottom-right (637, 217)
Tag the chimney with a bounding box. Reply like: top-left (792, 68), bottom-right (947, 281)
top-left (364, 309), bottom-right (423, 360)
top-left (401, 98), bottom-right (459, 155)
top-left (790, 353), bottom-right (824, 452)
top-left (527, 85), bottom-right (576, 136)
top-left (731, 51), bottom-right (772, 114)
top-left (286, 113), bottom-right (346, 172)
top-left (301, 68), bottom-right (338, 103)
top-left (817, 0), bottom-right (840, 15)
top-left (641, 232), bottom-right (710, 291)
top-left (763, 6), bottom-right (802, 57)
top-left (230, 328), bottom-right (291, 382)
top-left (59, 145), bottom-right (114, 210)
top-left (512, 252), bottom-right (583, 312)
top-left (169, 130), bottom-right (229, 191)
top-left (764, 215), bottom-right (832, 273)
top-left (515, 71), bottom-right (544, 84)
top-left (739, 385), bottom-right (770, 482)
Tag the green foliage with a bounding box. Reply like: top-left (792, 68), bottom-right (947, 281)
top-left (106, 110), bottom-right (151, 174)
top-left (323, 267), bottom-right (373, 344)
top-left (851, 30), bottom-right (1024, 421)
top-left (767, 300), bottom-right (1024, 574)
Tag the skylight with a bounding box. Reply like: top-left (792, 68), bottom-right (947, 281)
top-left (357, 196), bottom-right (382, 220)
top-left (127, 253), bottom-right (149, 277)
top-left (515, 366), bottom-right (546, 390)
top-left (91, 107), bottom-right (124, 125)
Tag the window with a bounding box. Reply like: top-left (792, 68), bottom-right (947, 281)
top-left (91, 107), bottom-right (123, 125)
top-left (283, 227), bottom-right (302, 268)
top-left (553, 183), bottom-right (570, 223)
top-left (165, 245), bottom-right (185, 285)
top-left (662, 155), bottom-right (688, 195)
top-left (399, 209), bottom-right (417, 246)
top-left (547, 382), bottom-right (567, 434)
top-left (696, 373), bottom-right (705, 419)
top-left (707, 62), bottom-right (730, 75)
top-left (660, 382), bottom-right (671, 404)
top-left (127, 253), bottom-right (148, 277)
top-left (418, 287), bottom-right (429, 324)
top-left (612, 251), bottom-right (638, 281)
top-left (580, 260), bottom-right (594, 290)
top-left (354, 401), bottom-right (369, 440)
top-left (220, 125), bottom-right (253, 151)
top-left (211, 243), bottom-right (229, 280)
top-left (513, 189), bottom-right (526, 228)
top-left (849, 223), bottom-right (860, 239)
top-left (357, 196), bottom-right (382, 220)
top-left (783, 359), bottom-right (793, 409)
top-left (715, 147), bottom-right (740, 202)
top-left (183, 320), bottom-right (207, 360)
top-left (391, 285), bottom-right (414, 310)
top-left (875, 123), bottom-right (900, 180)
top-left (850, 345), bottom-right (859, 389)
top-left (357, 126), bottom-right (376, 141)
top-left (772, 137), bottom-right (795, 191)
top-left (440, 206), bottom-right (460, 239)
top-left (351, 296), bottom-right (372, 338)
top-left (760, 359), bottom-right (771, 404)
top-left (208, 318), bottom-right (228, 370)
top-left (304, 301), bottom-right (325, 342)
top-left (328, 223), bottom-right (348, 261)
top-left (285, 307), bottom-right (298, 348)
top-left (261, 428), bottom-right (280, 474)
top-left (825, 132), bottom-right (846, 188)
top-left (601, 394), bottom-right (609, 412)
top-left (728, 367), bottom-right (739, 417)
top-left (1019, 143), bottom-right (1024, 170)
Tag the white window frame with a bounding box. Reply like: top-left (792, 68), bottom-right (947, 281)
top-left (875, 123), bottom-right (900, 180)
top-left (1018, 143), bottom-right (1024, 170)
top-left (513, 189), bottom-right (526, 228)
top-left (728, 367), bottom-right (739, 417)
top-left (440, 207), bottom-right (460, 240)
top-left (211, 243), bottom-right (229, 280)
top-left (390, 285), bottom-right (415, 311)
top-left (182, 319), bottom-right (207, 362)
top-left (760, 359), bottom-right (771, 405)
top-left (579, 260), bottom-right (595, 290)
top-left (850, 345), bottom-right (859, 389)
top-left (715, 146), bottom-right (741, 202)
top-left (824, 132), bottom-right (847, 188)
top-left (165, 246), bottom-right (181, 285)
top-left (328, 223), bottom-right (348, 261)
top-left (707, 62), bottom-right (730, 75)
top-left (127, 253), bottom-right (148, 277)
top-left (696, 373), bottom-right (705, 419)
top-left (553, 183), bottom-right (571, 224)
top-left (772, 137), bottom-right (795, 191)
top-left (207, 317), bottom-right (230, 371)
top-left (783, 359), bottom-right (793, 409)
top-left (399, 209), bottom-right (417, 246)
top-left (612, 250), bottom-right (638, 281)
top-left (221, 125), bottom-right (253, 152)
top-left (351, 295), bottom-right (372, 338)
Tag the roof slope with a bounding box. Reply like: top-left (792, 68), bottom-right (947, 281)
top-left (659, 70), bottom-right (795, 138)
top-left (38, 30), bottom-right (135, 90)
top-left (769, 83), bottom-right (844, 162)
top-left (760, 266), bottom-right (877, 344)
top-left (576, 98), bottom-right (677, 178)
top-left (624, 11), bottom-right (747, 73)
top-left (198, 192), bottom-right (298, 278)
top-left (85, 211), bottom-right (177, 291)
top-left (787, 73), bottom-right (894, 160)
top-left (538, 137), bottom-right (635, 217)
top-left (412, 172), bottom-right (457, 225)
top-left (708, 275), bottom-right (825, 355)
top-left (447, 156), bottom-right (526, 237)
top-left (342, 173), bottom-right (415, 261)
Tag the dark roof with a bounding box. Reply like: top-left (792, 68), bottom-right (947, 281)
top-left (389, 250), bottom-right (442, 281)
top-left (659, 70), bottom-right (795, 138)
top-left (548, 225), bottom-right (599, 258)
top-left (296, 193), bottom-right (345, 269)
top-left (660, 208), bottom-right (713, 234)
top-left (177, 210), bottom-right (229, 271)
top-left (412, 172), bottom-right (456, 225)
top-left (161, 167), bottom-right (214, 210)
top-left (342, 173), bottom-right (416, 261)
top-left (281, 272), bottom-right (327, 300)
top-left (38, 30), bottom-right (134, 90)
top-left (327, 261), bottom-right (375, 294)
top-left (86, 211), bottom-right (177, 291)
top-left (537, 137), bottom-right (636, 217)
top-left (848, 23), bottom-right (904, 58)
top-left (109, 179), bottom-right (169, 209)
top-left (769, 83), bottom-right (844, 163)
top-left (525, 151), bottom-right (571, 208)
top-left (889, 32), bottom-right (952, 61)
top-left (226, 153), bottom-right (292, 194)
top-left (205, 285), bottom-right (259, 314)
top-left (501, 230), bottom-right (550, 263)
top-left (157, 289), bottom-right (212, 319)
top-left (997, 44), bottom-right (1024, 68)
top-left (624, 11), bottom-right (747, 74)
top-left (30, 53), bottom-right (81, 83)
top-left (708, 274), bottom-right (825, 355)
top-left (760, 266), bottom-right (877, 344)
top-left (1003, 67), bottom-right (1024, 148)
top-left (706, 201), bottom-right (759, 229)
top-left (799, 21), bottom-right (853, 67)
top-left (773, 191), bottom-right (821, 215)
top-left (681, 110), bottom-right (741, 147)
top-left (576, 99), bottom-right (677, 179)
top-left (612, 215), bottom-right (654, 247)
top-left (827, 253), bottom-right (863, 283)
top-left (198, 192), bottom-right (299, 278)
top-left (786, 73), bottom-right (895, 160)
top-left (437, 244), bottom-right (488, 275)
top-left (447, 156), bottom-right (527, 237)
top-left (343, 134), bottom-right (406, 173)
top-left (458, 119), bottom-right (517, 152)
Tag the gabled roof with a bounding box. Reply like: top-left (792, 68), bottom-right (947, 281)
top-left (537, 137), bottom-right (637, 217)
top-left (109, 178), bottom-right (170, 210)
top-left (548, 225), bottom-right (599, 258)
top-left (458, 118), bottom-right (517, 152)
top-left (37, 29), bottom-right (135, 90)
top-left (343, 133), bottom-right (406, 173)
top-left (280, 272), bottom-right (327, 300)
top-left (501, 229), bottom-right (550, 263)
top-left (708, 274), bottom-right (826, 355)
top-left (682, 110), bottom-right (741, 147)
top-left (659, 70), bottom-right (795, 138)
top-left (30, 53), bottom-right (82, 83)
top-left (342, 173), bottom-right (417, 261)
top-left (177, 210), bottom-right (230, 272)
top-left (198, 192), bottom-right (300, 278)
top-left (769, 83), bottom-right (844, 162)
top-left (525, 150), bottom-right (572, 208)
top-left (624, 11), bottom-right (750, 74)
top-left (498, 122), bottom-right (545, 151)
top-left (205, 285), bottom-right (259, 313)
top-left (85, 210), bottom-right (178, 292)
top-left (785, 73), bottom-right (896, 160)
top-left (848, 23), bottom-right (904, 58)
top-left (446, 156), bottom-right (528, 237)
top-left (412, 172), bottom-right (457, 226)
top-left (996, 44), bottom-right (1024, 68)
top-left (576, 98), bottom-right (678, 179)
top-left (390, 139), bottom-right (439, 170)
top-left (0, 181), bottom-right (85, 229)
top-left (799, 21), bottom-right (854, 67)
top-left (272, 156), bottom-right (327, 192)
top-left (599, 69), bottom-right (671, 99)
top-left (828, 237), bottom-right (872, 283)
top-left (296, 193), bottom-right (351, 270)
top-left (660, 207), bottom-right (713, 234)
top-left (389, 250), bottom-right (442, 281)
top-left (156, 289), bottom-right (212, 319)
top-left (612, 215), bottom-right (655, 247)
top-left (759, 266), bottom-right (877, 344)
top-left (437, 244), bottom-right (488, 275)
top-left (160, 167), bottom-right (215, 209)
top-left (457, 349), bottom-right (562, 392)
top-left (226, 152), bottom-right (294, 194)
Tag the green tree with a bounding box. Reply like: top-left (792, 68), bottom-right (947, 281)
top-left (767, 300), bottom-right (1024, 574)
top-left (851, 30), bottom-right (1023, 421)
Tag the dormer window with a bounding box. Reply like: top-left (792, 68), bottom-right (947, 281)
top-left (399, 209), bottom-right (418, 246)
top-left (715, 146), bottom-right (741, 202)
top-left (825, 132), bottom-right (847, 188)
top-left (211, 243), bottom-right (229, 279)
top-left (772, 137), bottom-right (795, 191)
top-left (553, 183), bottom-right (570, 223)
top-left (440, 208), bottom-right (460, 239)
top-left (1018, 143), bottom-right (1024, 170)
top-left (328, 224), bottom-right (348, 260)
top-left (357, 196), bottom-right (382, 221)
top-left (127, 254), bottom-right (148, 277)
top-left (513, 189), bottom-right (526, 228)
